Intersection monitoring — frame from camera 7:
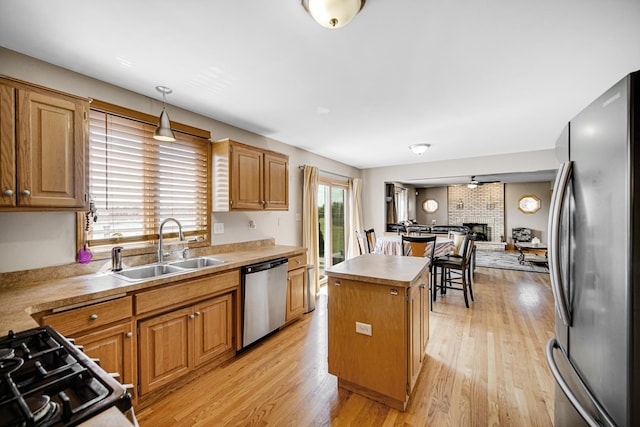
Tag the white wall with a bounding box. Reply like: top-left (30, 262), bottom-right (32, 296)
top-left (0, 47), bottom-right (360, 272)
top-left (505, 181), bottom-right (553, 245)
top-left (0, 47), bottom-right (561, 273)
top-left (362, 151), bottom-right (560, 237)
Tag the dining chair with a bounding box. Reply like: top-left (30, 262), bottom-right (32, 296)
top-left (355, 230), bottom-right (370, 255)
top-left (401, 235), bottom-right (437, 310)
top-left (364, 229), bottom-right (376, 253)
top-left (432, 233), bottom-right (476, 308)
top-left (447, 230), bottom-right (467, 256)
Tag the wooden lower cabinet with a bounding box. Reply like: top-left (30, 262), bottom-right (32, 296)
top-left (193, 294), bottom-right (233, 367)
top-left (138, 294), bottom-right (234, 395)
top-left (286, 266), bottom-right (305, 322)
top-left (327, 268), bottom-right (430, 411)
top-left (74, 322), bottom-right (136, 400)
top-left (408, 277), bottom-right (429, 391)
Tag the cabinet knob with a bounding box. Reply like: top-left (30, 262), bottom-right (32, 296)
top-left (390, 289), bottom-right (398, 296)
top-left (89, 314), bottom-right (98, 320)
top-left (21, 189), bottom-right (31, 196)
top-left (189, 314), bottom-right (195, 319)
top-left (195, 311), bottom-right (201, 316)
top-left (334, 281), bottom-right (341, 286)
top-left (3, 189), bottom-right (13, 196)
top-left (125, 332), bottom-right (133, 338)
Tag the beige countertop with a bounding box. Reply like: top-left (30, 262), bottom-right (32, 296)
top-left (325, 253), bottom-right (429, 287)
top-left (0, 242), bottom-right (305, 334)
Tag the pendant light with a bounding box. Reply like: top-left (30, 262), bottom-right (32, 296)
top-left (302, 0), bottom-right (366, 29)
top-left (154, 86), bottom-right (176, 142)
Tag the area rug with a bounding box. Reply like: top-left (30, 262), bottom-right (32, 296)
top-left (474, 250), bottom-right (549, 273)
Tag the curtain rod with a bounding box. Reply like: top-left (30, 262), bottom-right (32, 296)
top-left (298, 164), bottom-right (353, 180)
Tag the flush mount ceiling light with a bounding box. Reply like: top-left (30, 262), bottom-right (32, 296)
top-left (302, 0), bottom-right (366, 29)
top-left (153, 86), bottom-right (176, 142)
top-left (409, 143), bottom-right (431, 155)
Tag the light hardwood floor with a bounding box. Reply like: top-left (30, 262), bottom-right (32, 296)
top-left (136, 266), bottom-right (555, 426)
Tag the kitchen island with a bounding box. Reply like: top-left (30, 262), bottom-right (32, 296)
top-left (325, 253), bottom-right (430, 411)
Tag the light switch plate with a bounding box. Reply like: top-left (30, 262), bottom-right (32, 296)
top-left (213, 223), bottom-right (224, 234)
top-left (355, 321), bottom-right (372, 336)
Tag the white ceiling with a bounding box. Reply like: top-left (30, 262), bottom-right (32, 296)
top-left (1, 0), bottom-right (639, 170)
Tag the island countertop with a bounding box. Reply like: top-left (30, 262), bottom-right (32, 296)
top-left (325, 253), bottom-right (429, 287)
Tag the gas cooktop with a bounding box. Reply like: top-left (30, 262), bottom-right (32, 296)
top-left (0, 326), bottom-right (132, 426)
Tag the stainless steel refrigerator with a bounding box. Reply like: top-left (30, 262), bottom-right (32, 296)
top-left (547, 71), bottom-right (639, 426)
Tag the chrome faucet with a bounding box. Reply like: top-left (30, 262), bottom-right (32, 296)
top-left (158, 218), bottom-right (185, 263)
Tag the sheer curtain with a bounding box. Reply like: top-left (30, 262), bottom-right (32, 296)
top-left (348, 178), bottom-right (364, 258)
top-left (386, 183), bottom-right (397, 224)
top-left (302, 166), bottom-right (319, 294)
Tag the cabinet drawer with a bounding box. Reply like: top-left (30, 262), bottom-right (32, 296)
top-left (42, 296), bottom-right (132, 336)
top-left (288, 254), bottom-right (307, 271)
top-left (135, 269), bottom-right (240, 316)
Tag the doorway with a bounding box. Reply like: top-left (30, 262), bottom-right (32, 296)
top-left (317, 179), bottom-right (347, 284)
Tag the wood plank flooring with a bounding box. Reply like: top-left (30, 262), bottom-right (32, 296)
top-left (136, 266), bottom-right (555, 426)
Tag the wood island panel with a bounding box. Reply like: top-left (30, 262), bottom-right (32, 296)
top-left (325, 253), bottom-right (430, 411)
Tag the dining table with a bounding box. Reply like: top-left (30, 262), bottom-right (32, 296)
top-left (373, 235), bottom-right (455, 258)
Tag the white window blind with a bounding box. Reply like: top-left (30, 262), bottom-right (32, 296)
top-left (88, 109), bottom-right (210, 248)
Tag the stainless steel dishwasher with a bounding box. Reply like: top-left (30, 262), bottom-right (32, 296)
top-left (242, 257), bottom-right (288, 348)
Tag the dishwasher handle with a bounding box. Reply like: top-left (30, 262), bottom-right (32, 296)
top-left (243, 257), bottom-right (288, 274)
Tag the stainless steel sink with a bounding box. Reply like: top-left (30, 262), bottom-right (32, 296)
top-left (169, 257), bottom-right (226, 269)
top-left (113, 264), bottom-right (185, 281)
top-left (110, 257), bottom-right (226, 281)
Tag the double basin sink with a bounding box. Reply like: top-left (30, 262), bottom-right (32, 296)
top-left (112, 257), bottom-right (226, 281)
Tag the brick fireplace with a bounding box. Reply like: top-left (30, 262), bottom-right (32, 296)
top-left (447, 183), bottom-right (505, 247)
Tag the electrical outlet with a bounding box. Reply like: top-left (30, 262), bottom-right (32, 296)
top-left (213, 223), bottom-right (224, 234)
top-left (249, 220), bottom-right (256, 229)
top-left (355, 321), bottom-right (372, 336)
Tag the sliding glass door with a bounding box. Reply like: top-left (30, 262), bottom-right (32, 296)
top-left (318, 179), bottom-right (347, 284)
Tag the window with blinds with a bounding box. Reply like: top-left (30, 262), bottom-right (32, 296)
top-left (87, 108), bottom-right (210, 249)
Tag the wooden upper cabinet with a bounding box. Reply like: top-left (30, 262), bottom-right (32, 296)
top-left (264, 151), bottom-right (288, 210)
top-left (231, 142), bottom-right (264, 210)
top-left (0, 83), bottom-right (16, 207)
top-left (212, 139), bottom-right (288, 211)
top-left (0, 77), bottom-right (88, 210)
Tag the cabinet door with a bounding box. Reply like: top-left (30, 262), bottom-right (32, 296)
top-left (0, 83), bottom-right (16, 207)
top-left (75, 322), bottom-right (136, 400)
top-left (138, 307), bottom-right (193, 395)
top-left (420, 277), bottom-right (430, 357)
top-left (230, 143), bottom-right (263, 210)
top-left (407, 284), bottom-right (422, 390)
top-left (263, 152), bottom-right (288, 210)
top-left (16, 89), bottom-right (86, 208)
top-left (193, 294), bottom-right (234, 367)
top-left (286, 267), bottom-right (305, 322)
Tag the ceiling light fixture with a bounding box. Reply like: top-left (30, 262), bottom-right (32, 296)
top-left (302, 0), bottom-right (366, 29)
top-left (153, 86), bottom-right (176, 142)
top-left (467, 177), bottom-right (479, 189)
top-left (409, 143), bottom-right (431, 155)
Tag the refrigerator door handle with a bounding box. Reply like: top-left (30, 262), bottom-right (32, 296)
top-left (548, 161), bottom-right (572, 326)
top-left (546, 338), bottom-right (616, 427)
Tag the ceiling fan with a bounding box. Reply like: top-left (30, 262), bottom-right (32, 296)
top-left (467, 175), bottom-right (500, 189)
